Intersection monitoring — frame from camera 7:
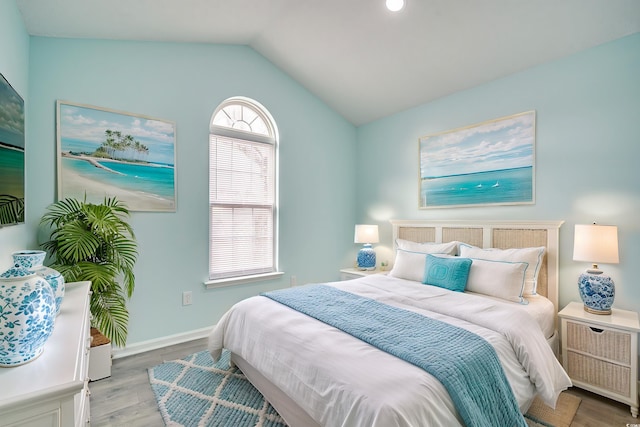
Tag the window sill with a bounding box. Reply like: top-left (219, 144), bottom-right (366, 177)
top-left (204, 272), bottom-right (284, 289)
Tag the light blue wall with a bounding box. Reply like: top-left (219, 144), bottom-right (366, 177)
top-left (0, 0), bottom-right (30, 260)
top-left (356, 33), bottom-right (640, 313)
top-left (23, 38), bottom-right (357, 345)
top-left (5, 4), bottom-right (639, 348)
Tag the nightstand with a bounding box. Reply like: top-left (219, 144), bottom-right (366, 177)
top-left (339, 268), bottom-right (385, 281)
top-left (559, 301), bottom-right (640, 417)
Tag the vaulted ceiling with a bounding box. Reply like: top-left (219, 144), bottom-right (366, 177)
top-left (16, 0), bottom-right (640, 125)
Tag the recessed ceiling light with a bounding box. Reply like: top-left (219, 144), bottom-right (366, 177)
top-left (386, 0), bottom-right (405, 12)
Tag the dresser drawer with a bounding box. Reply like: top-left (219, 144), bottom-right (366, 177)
top-left (566, 321), bottom-right (631, 364)
top-left (567, 350), bottom-right (631, 396)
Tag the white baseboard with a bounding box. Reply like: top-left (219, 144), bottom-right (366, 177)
top-left (112, 326), bottom-right (212, 359)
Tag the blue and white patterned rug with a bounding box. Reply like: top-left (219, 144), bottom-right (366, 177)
top-left (148, 350), bottom-right (287, 427)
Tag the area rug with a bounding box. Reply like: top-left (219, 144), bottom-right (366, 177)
top-left (524, 392), bottom-right (581, 427)
top-left (149, 350), bottom-right (286, 427)
top-left (150, 350), bottom-right (580, 427)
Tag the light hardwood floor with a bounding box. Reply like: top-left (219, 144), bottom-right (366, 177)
top-left (90, 338), bottom-right (208, 426)
top-left (90, 338), bottom-right (640, 426)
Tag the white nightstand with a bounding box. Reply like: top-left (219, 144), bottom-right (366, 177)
top-left (559, 301), bottom-right (640, 417)
top-left (339, 268), bottom-right (385, 281)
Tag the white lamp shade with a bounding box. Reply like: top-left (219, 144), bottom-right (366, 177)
top-left (354, 224), bottom-right (379, 244)
top-left (573, 224), bottom-right (619, 264)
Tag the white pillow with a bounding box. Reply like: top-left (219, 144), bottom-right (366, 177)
top-left (396, 239), bottom-right (458, 256)
top-left (388, 249), bottom-right (428, 282)
top-left (458, 244), bottom-right (545, 295)
top-left (465, 258), bottom-right (528, 304)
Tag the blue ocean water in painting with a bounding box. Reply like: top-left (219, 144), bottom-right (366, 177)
top-left (62, 157), bottom-right (175, 199)
top-left (62, 137), bottom-right (174, 167)
top-left (0, 145), bottom-right (25, 196)
top-left (421, 167), bottom-right (532, 207)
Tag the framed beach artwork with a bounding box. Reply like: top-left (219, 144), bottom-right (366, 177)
top-left (0, 72), bottom-right (25, 227)
top-left (419, 111), bottom-right (535, 209)
top-left (56, 101), bottom-right (176, 212)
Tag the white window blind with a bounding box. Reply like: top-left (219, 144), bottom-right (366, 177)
top-left (209, 134), bottom-right (275, 280)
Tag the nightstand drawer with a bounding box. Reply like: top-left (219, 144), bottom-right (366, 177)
top-left (339, 268), bottom-right (384, 281)
top-left (567, 350), bottom-right (631, 397)
top-left (566, 321), bottom-right (631, 364)
top-left (341, 271), bottom-right (363, 280)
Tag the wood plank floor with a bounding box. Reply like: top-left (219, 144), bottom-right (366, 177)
top-left (89, 338), bottom-right (208, 426)
top-left (90, 338), bottom-right (640, 426)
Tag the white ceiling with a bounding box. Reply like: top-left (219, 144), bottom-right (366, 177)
top-left (16, 0), bottom-right (640, 125)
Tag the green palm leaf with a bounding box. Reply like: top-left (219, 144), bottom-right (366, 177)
top-left (53, 221), bottom-right (102, 262)
top-left (90, 288), bottom-right (129, 348)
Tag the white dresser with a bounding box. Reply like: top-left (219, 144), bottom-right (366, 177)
top-left (0, 281), bottom-right (92, 426)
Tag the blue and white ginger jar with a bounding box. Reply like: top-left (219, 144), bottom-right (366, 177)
top-left (0, 265), bottom-right (56, 366)
top-left (357, 244), bottom-right (376, 270)
top-left (578, 272), bottom-right (614, 314)
top-left (12, 250), bottom-right (65, 316)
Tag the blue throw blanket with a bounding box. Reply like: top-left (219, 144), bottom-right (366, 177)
top-left (262, 285), bottom-right (526, 427)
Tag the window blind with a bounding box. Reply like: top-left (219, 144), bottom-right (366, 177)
top-left (209, 134), bottom-right (275, 280)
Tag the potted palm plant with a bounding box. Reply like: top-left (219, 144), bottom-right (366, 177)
top-left (40, 197), bottom-right (137, 348)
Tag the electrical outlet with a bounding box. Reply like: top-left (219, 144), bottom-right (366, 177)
top-left (182, 291), bottom-right (193, 306)
top-left (290, 275), bottom-right (297, 286)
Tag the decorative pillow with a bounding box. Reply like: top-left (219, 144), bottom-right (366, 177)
top-left (396, 239), bottom-right (458, 256)
top-left (458, 244), bottom-right (545, 295)
top-left (388, 249), bottom-right (429, 282)
top-left (423, 254), bottom-right (472, 292)
top-left (465, 258), bottom-right (528, 304)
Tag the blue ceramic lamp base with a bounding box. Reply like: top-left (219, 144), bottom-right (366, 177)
top-left (578, 271), bottom-right (614, 315)
top-left (357, 244), bottom-right (376, 271)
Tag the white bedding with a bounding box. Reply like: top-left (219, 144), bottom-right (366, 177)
top-left (468, 291), bottom-right (556, 339)
top-left (208, 275), bottom-right (571, 427)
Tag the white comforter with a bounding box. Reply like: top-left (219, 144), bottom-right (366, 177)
top-left (209, 275), bottom-right (571, 427)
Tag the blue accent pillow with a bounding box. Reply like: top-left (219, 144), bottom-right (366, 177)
top-left (423, 254), bottom-right (472, 292)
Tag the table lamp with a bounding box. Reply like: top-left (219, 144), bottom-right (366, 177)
top-left (354, 224), bottom-right (379, 270)
top-left (573, 223), bottom-right (619, 314)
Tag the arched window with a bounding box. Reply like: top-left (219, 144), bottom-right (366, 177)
top-left (207, 98), bottom-right (279, 285)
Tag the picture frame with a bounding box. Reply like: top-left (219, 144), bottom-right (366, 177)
top-left (57, 100), bottom-right (176, 212)
top-left (0, 72), bottom-right (25, 227)
top-left (419, 111), bottom-right (535, 209)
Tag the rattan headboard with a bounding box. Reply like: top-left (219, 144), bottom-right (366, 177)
top-left (390, 220), bottom-right (564, 312)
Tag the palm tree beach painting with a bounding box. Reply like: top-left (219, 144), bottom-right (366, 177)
top-left (419, 111), bottom-right (535, 208)
top-left (57, 101), bottom-right (176, 212)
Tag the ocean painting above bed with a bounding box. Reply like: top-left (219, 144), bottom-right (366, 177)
top-left (208, 220), bottom-right (569, 427)
top-left (419, 111), bottom-right (535, 209)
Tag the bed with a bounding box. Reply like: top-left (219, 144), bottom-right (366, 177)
top-left (208, 220), bottom-right (572, 427)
